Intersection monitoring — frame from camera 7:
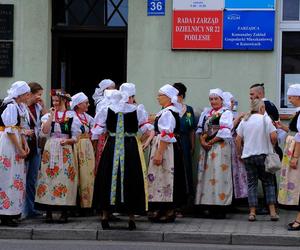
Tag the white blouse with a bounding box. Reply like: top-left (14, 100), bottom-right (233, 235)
top-left (41, 111), bottom-right (77, 140)
top-left (91, 103), bottom-right (153, 140)
top-left (1, 100), bottom-right (29, 134)
top-left (155, 105), bottom-right (178, 143)
top-left (72, 112), bottom-right (95, 137)
top-left (196, 107), bottom-right (233, 139)
top-left (237, 114), bottom-right (276, 158)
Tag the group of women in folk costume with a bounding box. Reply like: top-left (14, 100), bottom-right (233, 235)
top-left (4, 80), bottom-right (288, 230)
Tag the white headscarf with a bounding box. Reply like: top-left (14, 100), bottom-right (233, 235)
top-left (159, 84), bottom-right (179, 104)
top-left (107, 89), bottom-right (134, 113)
top-left (223, 92), bottom-right (234, 110)
top-left (92, 79), bottom-right (115, 105)
top-left (209, 88), bottom-right (223, 99)
top-left (70, 92), bottom-right (88, 110)
top-left (287, 84), bottom-right (300, 96)
top-left (159, 84), bottom-right (182, 111)
top-left (3, 81), bottom-right (30, 103)
top-left (120, 82), bottom-right (136, 97)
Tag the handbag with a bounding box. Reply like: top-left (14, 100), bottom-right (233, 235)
top-left (263, 115), bottom-right (281, 174)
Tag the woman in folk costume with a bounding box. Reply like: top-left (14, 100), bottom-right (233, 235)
top-left (92, 90), bottom-right (152, 230)
top-left (0, 81), bottom-right (31, 227)
top-left (173, 82), bottom-right (196, 208)
top-left (275, 84), bottom-right (300, 230)
top-left (223, 92), bottom-right (248, 200)
top-left (195, 88), bottom-right (233, 219)
top-left (35, 89), bottom-right (78, 223)
top-left (148, 84), bottom-right (187, 223)
top-left (71, 92), bottom-right (95, 209)
top-left (92, 79), bottom-right (115, 172)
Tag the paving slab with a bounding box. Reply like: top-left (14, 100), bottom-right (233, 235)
top-left (98, 230), bottom-right (163, 242)
top-left (0, 228), bottom-right (32, 239)
top-left (164, 232), bottom-right (232, 244)
top-left (32, 228), bottom-right (97, 240)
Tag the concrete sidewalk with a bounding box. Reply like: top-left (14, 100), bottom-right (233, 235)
top-left (1, 210), bottom-right (300, 246)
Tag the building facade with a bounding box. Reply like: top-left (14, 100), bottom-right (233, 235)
top-left (0, 0), bottom-right (297, 115)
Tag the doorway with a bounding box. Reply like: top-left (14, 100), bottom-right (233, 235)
top-left (51, 0), bottom-right (128, 112)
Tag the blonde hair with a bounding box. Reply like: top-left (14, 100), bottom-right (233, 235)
top-left (243, 99), bottom-right (265, 121)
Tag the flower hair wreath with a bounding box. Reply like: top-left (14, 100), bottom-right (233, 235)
top-left (50, 89), bottom-right (72, 102)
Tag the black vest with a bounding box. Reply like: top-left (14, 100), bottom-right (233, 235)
top-left (289, 112), bottom-right (300, 132)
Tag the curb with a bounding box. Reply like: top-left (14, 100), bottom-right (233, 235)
top-left (232, 233), bottom-right (300, 246)
top-left (0, 228), bottom-right (300, 246)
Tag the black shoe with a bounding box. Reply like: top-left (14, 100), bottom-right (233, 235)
top-left (101, 219), bottom-right (110, 230)
top-left (109, 214), bottom-right (121, 222)
top-left (45, 211), bottom-right (53, 223)
top-left (128, 220), bottom-right (136, 230)
top-left (1, 218), bottom-right (19, 227)
top-left (58, 211), bottom-right (68, 224)
top-left (287, 221), bottom-right (300, 231)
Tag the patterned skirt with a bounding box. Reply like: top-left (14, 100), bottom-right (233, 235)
top-left (195, 140), bottom-right (233, 206)
top-left (35, 137), bottom-right (78, 210)
top-left (278, 135), bottom-right (300, 206)
top-left (94, 134), bottom-right (107, 175)
top-left (230, 138), bottom-right (248, 199)
top-left (148, 136), bottom-right (187, 209)
top-left (74, 137), bottom-right (95, 208)
top-left (0, 131), bottom-right (26, 216)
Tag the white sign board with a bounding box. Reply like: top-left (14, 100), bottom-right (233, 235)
top-left (173, 0), bottom-right (224, 10)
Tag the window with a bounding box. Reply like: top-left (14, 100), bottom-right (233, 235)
top-left (52, 0), bottom-right (128, 28)
top-left (279, 0), bottom-right (300, 111)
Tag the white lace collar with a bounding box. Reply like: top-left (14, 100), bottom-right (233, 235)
top-left (156, 105), bottom-right (179, 117)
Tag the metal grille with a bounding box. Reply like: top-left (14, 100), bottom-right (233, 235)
top-left (52, 0), bottom-right (128, 28)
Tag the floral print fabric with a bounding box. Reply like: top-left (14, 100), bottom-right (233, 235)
top-left (35, 138), bottom-right (78, 206)
top-left (0, 130), bottom-right (26, 215)
top-left (195, 141), bottom-right (233, 205)
top-left (110, 113), bottom-right (125, 205)
top-left (74, 138), bottom-right (95, 208)
top-left (278, 135), bottom-right (300, 205)
top-left (148, 136), bottom-right (175, 202)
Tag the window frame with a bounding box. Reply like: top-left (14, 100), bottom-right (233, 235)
top-left (278, 0), bottom-right (300, 114)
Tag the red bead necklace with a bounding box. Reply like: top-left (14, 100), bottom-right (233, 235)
top-left (76, 111), bottom-right (88, 126)
top-left (55, 110), bottom-right (67, 124)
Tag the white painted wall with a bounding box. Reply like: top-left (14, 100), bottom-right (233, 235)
top-left (127, 0), bottom-right (279, 115)
top-left (0, 0), bottom-right (51, 103)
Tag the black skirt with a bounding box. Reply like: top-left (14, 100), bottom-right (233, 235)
top-left (93, 136), bottom-right (146, 214)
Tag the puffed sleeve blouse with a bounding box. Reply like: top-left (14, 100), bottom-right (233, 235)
top-left (40, 111), bottom-right (78, 141)
top-left (196, 107), bottom-right (210, 134)
top-left (216, 109), bottom-right (233, 139)
top-left (137, 104), bottom-right (154, 134)
top-left (1, 103), bottom-right (20, 134)
top-left (156, 107), bottom-right (177, 143)
top-left (91, 106), bottom-right (108, 140)
top-left (72, 112), bottom-right (95, 138)
top-left (91, 104), bottom-right (153, 140)
top-left (195, 107), bottom-right (233, 139)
